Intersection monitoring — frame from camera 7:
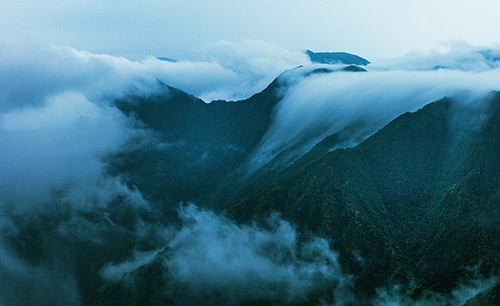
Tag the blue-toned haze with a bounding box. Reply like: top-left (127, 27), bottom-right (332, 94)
top-left (0, 1), bottom-right (499, 306)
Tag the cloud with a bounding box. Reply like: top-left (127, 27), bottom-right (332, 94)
top-left (0, 37), bottom-right (498, 305)
top-left (0, 90), bottom-right (142, 212)
top-left (139, 39), bottom-right (310, 101)
top-left (373, 41), bottom-right (500, 72)
top-left (0, 38), bottom-right (310, 109)
top-left (373, 277), bottom-right (499, 306)
top-left (139, 57), bottom-right (239, 101)
top-left (101, 203), bottom-right (354, 306)
top-left (0, 38), bottom-right (311, 305)
top-left (0, 175), bottom-right (163, 306)
top-left (248, 63), bottom-right (500, 171)
top-left (195, 39), bottom-right (310, 100)
top-left (0, 268), bottom-right (77, 306)
top-left (1, 0), bottom-right (499, 61)
top-left (0, 39), bottom-right (159, 305)
top-left (98, 204), bottom-right (500, 306)
top-left (101, 249), bottom-right (159, 282)
top-left (0, 246), bottom-right (80, 306)
top-left (0, 40), bottom-right (161, 113)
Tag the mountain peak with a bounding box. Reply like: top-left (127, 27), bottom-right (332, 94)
top-left (306, 50), bottom-right (370, 66)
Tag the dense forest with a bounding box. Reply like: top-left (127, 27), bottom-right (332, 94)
top-left (86, 67), bottom-right (500, 305)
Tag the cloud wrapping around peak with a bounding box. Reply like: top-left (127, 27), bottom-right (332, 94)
top-left (150, 39), bottom-right (310, 101)
top-left (0, 37), bottom-right (499, 306)
top-left (0, 38), bottom-right (311, 108)
top-left (249, 65), bottom-right (500, 171)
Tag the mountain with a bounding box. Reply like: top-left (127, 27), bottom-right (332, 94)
top-left (306, 50), bottom-right (370, 65)
top-left (156, 57), bottom-right (177, 62)
top-left (108, 65), bottom-right (368, 211)
top-left (3, 61), bottom-right (497, 305)
top-left (87, 84), bottom-right (500, 305)
top-left (107, 76), bottom-right (284, 213)
top-left (227, 92), bottom-right (500, 299)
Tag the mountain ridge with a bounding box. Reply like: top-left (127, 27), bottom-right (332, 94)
top-left (83, 67), bottom-right (500, 305)
top-left (226, 92), bottom-right (500, 298)
top-left (86, 88), bottom-right (500, 305)
top-left (306, 49), bottom-right (370, 65)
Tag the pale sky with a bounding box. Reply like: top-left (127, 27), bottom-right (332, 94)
top-left (1, 0), bottom-right (499, 60)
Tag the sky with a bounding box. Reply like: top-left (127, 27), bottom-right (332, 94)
top-left (1, 0), bottom-right (499, 60)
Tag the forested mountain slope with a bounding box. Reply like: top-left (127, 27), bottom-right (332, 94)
top-left (106, 66), bottom-right (368, 210)
top-left (87, 91), bottom-right (500, 306)
top-left (227, 92), bottom-right (500, 299)
top-left (106, 78), bottom-right (283, 212)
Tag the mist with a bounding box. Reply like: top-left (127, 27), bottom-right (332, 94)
top-left (99, 204), bottom-right (499, 306)
top-left (0, 37), bottom-right (308, 210)
top-left (373, 277), bottom-right (499, 306)
top-left (0, 37), bottom-right (498, 305)
top-left (249, 56), bottom-right (500, 170)
top-left (373, 41), bottom-right (500, 71)
top-left (101, 203), bottom-right (354, 306)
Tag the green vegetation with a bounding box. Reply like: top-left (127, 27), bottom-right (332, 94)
top-left (227, 93), bottom-right (500, 300)
top-left (105, 77), bottom-right (499, 304)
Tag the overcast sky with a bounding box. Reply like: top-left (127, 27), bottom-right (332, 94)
top-left (1, 0), bottom-right (499, 60)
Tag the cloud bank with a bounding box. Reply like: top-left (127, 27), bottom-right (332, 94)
top-left (0, 38), bottom-right (309, 108)
top-left (373, 277), bottom-right (499, 306)
top-left (249, 47), bottom-right (500, 170)
top-left (0, 91), bottom-right (141, 212)
top-left (102, 204), bottom-right (354, 306)
top-left (373, 41), bottom-right (500, 72)
top-left (101, 204), bottom-right (499, 306)
top-left (0, 37), bottom-right (498, 305)
top-left (0, 37), bottom-right (308, 212)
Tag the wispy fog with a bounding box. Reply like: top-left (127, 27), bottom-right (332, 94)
top-left (249, 44), bottom-right (500, 170)
top-left (102, 203), bottom-right (354, 306)
top-left (373, 41), bottom-right (500, 71)
top-left (0, 38), bottom-right (308, 110)
top-left (0, 91), bottom-right (143, 211)
top-left (0, 37), bottom-right (498, 305)
top-left (374, 277), bottom-right (499, 306)
top-left (0, 246), bottom-right (80, 306)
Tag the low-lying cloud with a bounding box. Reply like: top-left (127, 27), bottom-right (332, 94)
top-left (0, 38), bottom-right (309, 108)
top-left (249, 63), bottom-right (500, 171)
top-left (373, 41), bottom-right (500, 72)
top-left (100, 204), bottom-right (499, 306)
top-left (102, 204), bottom-right (354, 306)
top-left (135, 39), bottom-right (310, 102)
top-left (373, 277), bottom-right (499, 306)
top-left (0, 91), bottom-right (141, 212)
top-left (0, 37), bottom-right (498, 305)
top-left (0, 246), bottom-right (80, 306)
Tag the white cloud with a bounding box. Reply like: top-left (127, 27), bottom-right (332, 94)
top-left (373, 277), bottom-right (499, 306)
top-left (0, 35), bottom-right (498, 306)
top-left (372, 41), bottom-right (500, 71)
top-left (102, 204), bottom-right (354, 306)
top-left (0, 90), bottom-right (140, 212)
top-left (249, 64), bottom-right (500, 171)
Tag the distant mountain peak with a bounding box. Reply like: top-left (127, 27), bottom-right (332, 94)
top-left (156, 56), bottom-right (177, 62)
top-left (306, 50), bottom-right (370, 66)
